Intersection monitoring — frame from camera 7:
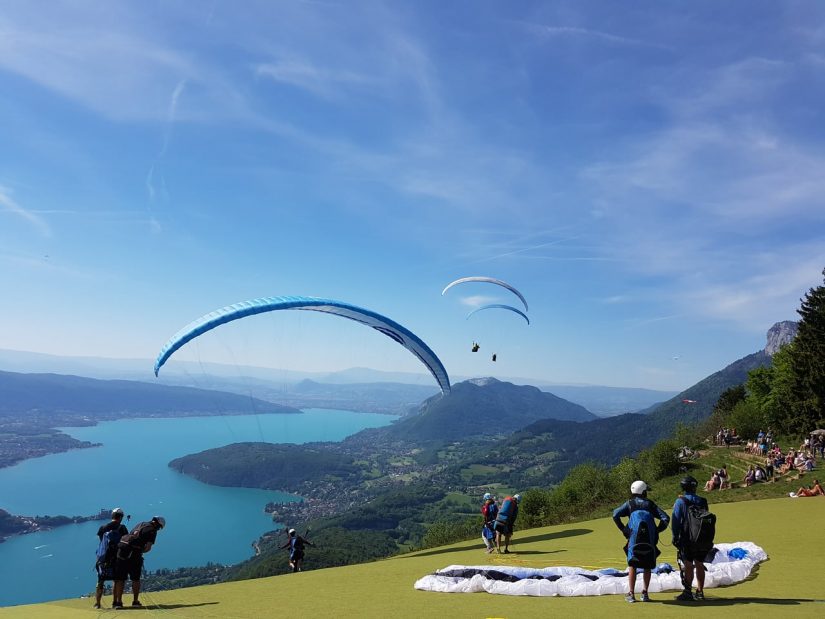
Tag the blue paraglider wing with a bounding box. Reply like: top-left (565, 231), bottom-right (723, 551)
top-left (154, 296), bottom-right (450, 394)
top-left (441, 277), bottom-right (528, 312)
top-left (466, 304), bottom-right (530, 325)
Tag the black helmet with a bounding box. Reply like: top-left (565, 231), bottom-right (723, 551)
top-left (680, 476), bottom-right (698, 492)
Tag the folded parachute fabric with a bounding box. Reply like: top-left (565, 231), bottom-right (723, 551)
top-left (414, 542), bottom-right (767, 597)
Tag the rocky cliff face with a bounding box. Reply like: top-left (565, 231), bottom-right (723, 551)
top-left (765, 321), bottom-right (799, 356)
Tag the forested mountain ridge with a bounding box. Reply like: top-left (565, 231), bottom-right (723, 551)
top-left (386, 377), bottom-right (596, 441)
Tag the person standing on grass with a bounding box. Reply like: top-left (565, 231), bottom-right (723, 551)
top-left (113, 516), bottom-right (165, 609)
top-left (672, 477), bottom-right (714, 602)
top-left (612, 481), bottom-right (669, 603)
top-left (481, 493), bottom-right (498, 553)
top-left (493, 494), bottom-right (520, 553)
top-left (94, 508), bottom-right (128, 609)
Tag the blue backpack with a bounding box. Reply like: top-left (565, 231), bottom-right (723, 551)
top-left (96, 528), bottom-right (123, 566)
top-left (626, 506), bottom-right (660, 568)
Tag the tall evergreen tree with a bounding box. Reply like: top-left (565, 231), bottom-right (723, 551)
top-left (789, 268), bottom-right (825, 430)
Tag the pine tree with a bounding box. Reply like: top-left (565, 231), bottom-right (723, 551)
top-left (789, 268), bottom-right (825, 431)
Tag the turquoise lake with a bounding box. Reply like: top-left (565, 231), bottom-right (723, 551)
top-left (0, 409), bottom-right (392, 607)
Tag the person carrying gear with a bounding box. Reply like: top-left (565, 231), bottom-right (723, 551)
top-left (612, 481), bottom-right (669, 603)
top-left (280, 528), bottom-right (315, 573)
top-left (493, 494), bottom-right (521, 553)
top-left (113, 516), bottom-right (165, 609)
top-left (94, 507), bottom-right (128, 609)
top-left (481, 493), bottom-right (498, 553)
top-left (671, 475), bottom-right (715, 602)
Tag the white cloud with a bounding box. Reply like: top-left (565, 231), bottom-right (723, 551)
top-left (0, 185), bottom-right (50, 236)
top-left (256, 60), bottom-right (372, 98)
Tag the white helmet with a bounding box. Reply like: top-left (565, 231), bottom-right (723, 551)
top-left (111, 507), bottom-right (124, 516)
top-left (288, 528), bottom-right (296, 536)
top-left (483, 492), bottom-right (493, 501)
top-left (513, 494), bottom-right (522, 503)
top-left (630, 480), bottom-right (648, 495)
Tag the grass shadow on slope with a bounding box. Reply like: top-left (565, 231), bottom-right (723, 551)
top-left (405, 528), bottom-right (592, 558)
top-left (660, 597), bottom-right (823, 606)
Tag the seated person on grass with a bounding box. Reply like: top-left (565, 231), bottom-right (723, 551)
top-left (794, 480), bottom-right (824, 497)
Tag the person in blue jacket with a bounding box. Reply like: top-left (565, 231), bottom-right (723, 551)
top-left (671, 476), bottom-right (710, 601)
top-left (612, 481), bottom-right (669, 603)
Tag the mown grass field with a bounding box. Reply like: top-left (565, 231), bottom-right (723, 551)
top-left (3, 496), bottom-right (823, 618)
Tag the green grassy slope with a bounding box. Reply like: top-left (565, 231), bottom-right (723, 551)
top-left (4, 497), bottom-right (823, 618)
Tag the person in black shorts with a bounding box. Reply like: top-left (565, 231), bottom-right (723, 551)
top-left (671, 477), bottom-right (709, 601)
top-left (94, 507), bottom-right (128, 609)
top-left (113, 516), bottom-right (165, 609)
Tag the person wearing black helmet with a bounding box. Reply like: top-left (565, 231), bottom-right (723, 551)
top-left (671, 476), bottom-right (710, 601)
top-left (113, 516), bottom-right (166, 609)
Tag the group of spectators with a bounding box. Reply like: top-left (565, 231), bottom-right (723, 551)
top-left (714, 428), bottom-right (739, 447)
top-left (707, 428), bottom-right (824, 490)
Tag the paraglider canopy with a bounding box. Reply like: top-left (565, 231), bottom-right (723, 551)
top-left (154, 295), bottom-right (450, 394)
top-left (442, 277), bottom-right (528, 312)
top-left (466, 304), bottom-right (530, 325)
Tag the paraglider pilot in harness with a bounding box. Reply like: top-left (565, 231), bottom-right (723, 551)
top-left (612, 481), bottom-right (669, 603)
top-left (280, 528), bottom-right (315, 573)
top-left (471, 342), bottom-right (480, 352)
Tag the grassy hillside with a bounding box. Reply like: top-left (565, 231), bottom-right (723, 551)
top-left (6, 497), bottom-right (823, 618)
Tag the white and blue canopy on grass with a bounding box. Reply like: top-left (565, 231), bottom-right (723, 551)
top-left (414, 542), bottom-right (766, 597)
top-left (154, 295), bottom-right (451, 394)
top-left (442, 277), bottom-right (528, 312)
top-left (466, 304), bottom-right (530, 325)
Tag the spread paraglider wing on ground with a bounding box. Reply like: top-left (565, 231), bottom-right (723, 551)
top-left (154, 295), bottom-right (450, 394)
top-left (442, 277), bottom-right (528, 312)
top-left (466, 304), bottom-right (530, 325)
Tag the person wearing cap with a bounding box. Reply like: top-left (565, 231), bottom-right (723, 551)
top-left (481, 493), bottom-right (498, 553)
top-left (671, 476), bottom-right (710, 601)
top-left (492, 494), bottom-right (521, 554)
top-left (279, 528), bottom-right (314, 572)
top-left (112, 516), bottom-right (165, 609)
top-left (612, 481), bottom-right (669, 603)
top-left (94, 507), bottom-right (129, 609)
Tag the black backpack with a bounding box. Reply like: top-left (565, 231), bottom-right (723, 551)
top-left (679, 497), bottom-right (716, 556)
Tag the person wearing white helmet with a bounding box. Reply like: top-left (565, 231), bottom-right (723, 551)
top-left (112, 515), bottom-right (166, 609)
top-left (612, 481), bottom-right (669, 603)
top-left (279, 528), bottom-right (315, 572)
top-left (94, 507), bottom-right (129, 609)
top-left (480, 493), bottom-right (498, 553)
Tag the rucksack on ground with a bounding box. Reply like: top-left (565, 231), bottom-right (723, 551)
top-left (679, 497), bottom-right (716, 556)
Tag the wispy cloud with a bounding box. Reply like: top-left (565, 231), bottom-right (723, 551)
top-left (0, 185), bottom-right (50, 236)
top-left (256, 60), bottom-right (372, 98)
top-left (458, 295), bottom-right (499, 308)
top-left (520, 22), bottom-right (672, 51)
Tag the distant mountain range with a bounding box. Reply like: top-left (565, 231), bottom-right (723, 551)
top-left (0, 370), bottom-right (299, 417)
top-left (0, 349), bottom-right (675, 415)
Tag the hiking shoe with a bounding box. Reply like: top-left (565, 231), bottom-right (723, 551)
top-left (641, 591), bottom-right (651, 602)
top-left (132, 600), bottom-right (143, 607)
top-left (503, 549), bottom-right (511, 554)
top-left (625, 593), bottom-right (636, 603)
top-left (112, 602), bottom-right (123, 609)
top-left (675, 590), bottom-right (694, 601)
top-left (694, 590), bottom-right (705, 601)
top-left (93, 603), bottom-right (101, 609)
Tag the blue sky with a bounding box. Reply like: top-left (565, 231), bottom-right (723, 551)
top-left (1, 1), bottom-right (824, 391)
